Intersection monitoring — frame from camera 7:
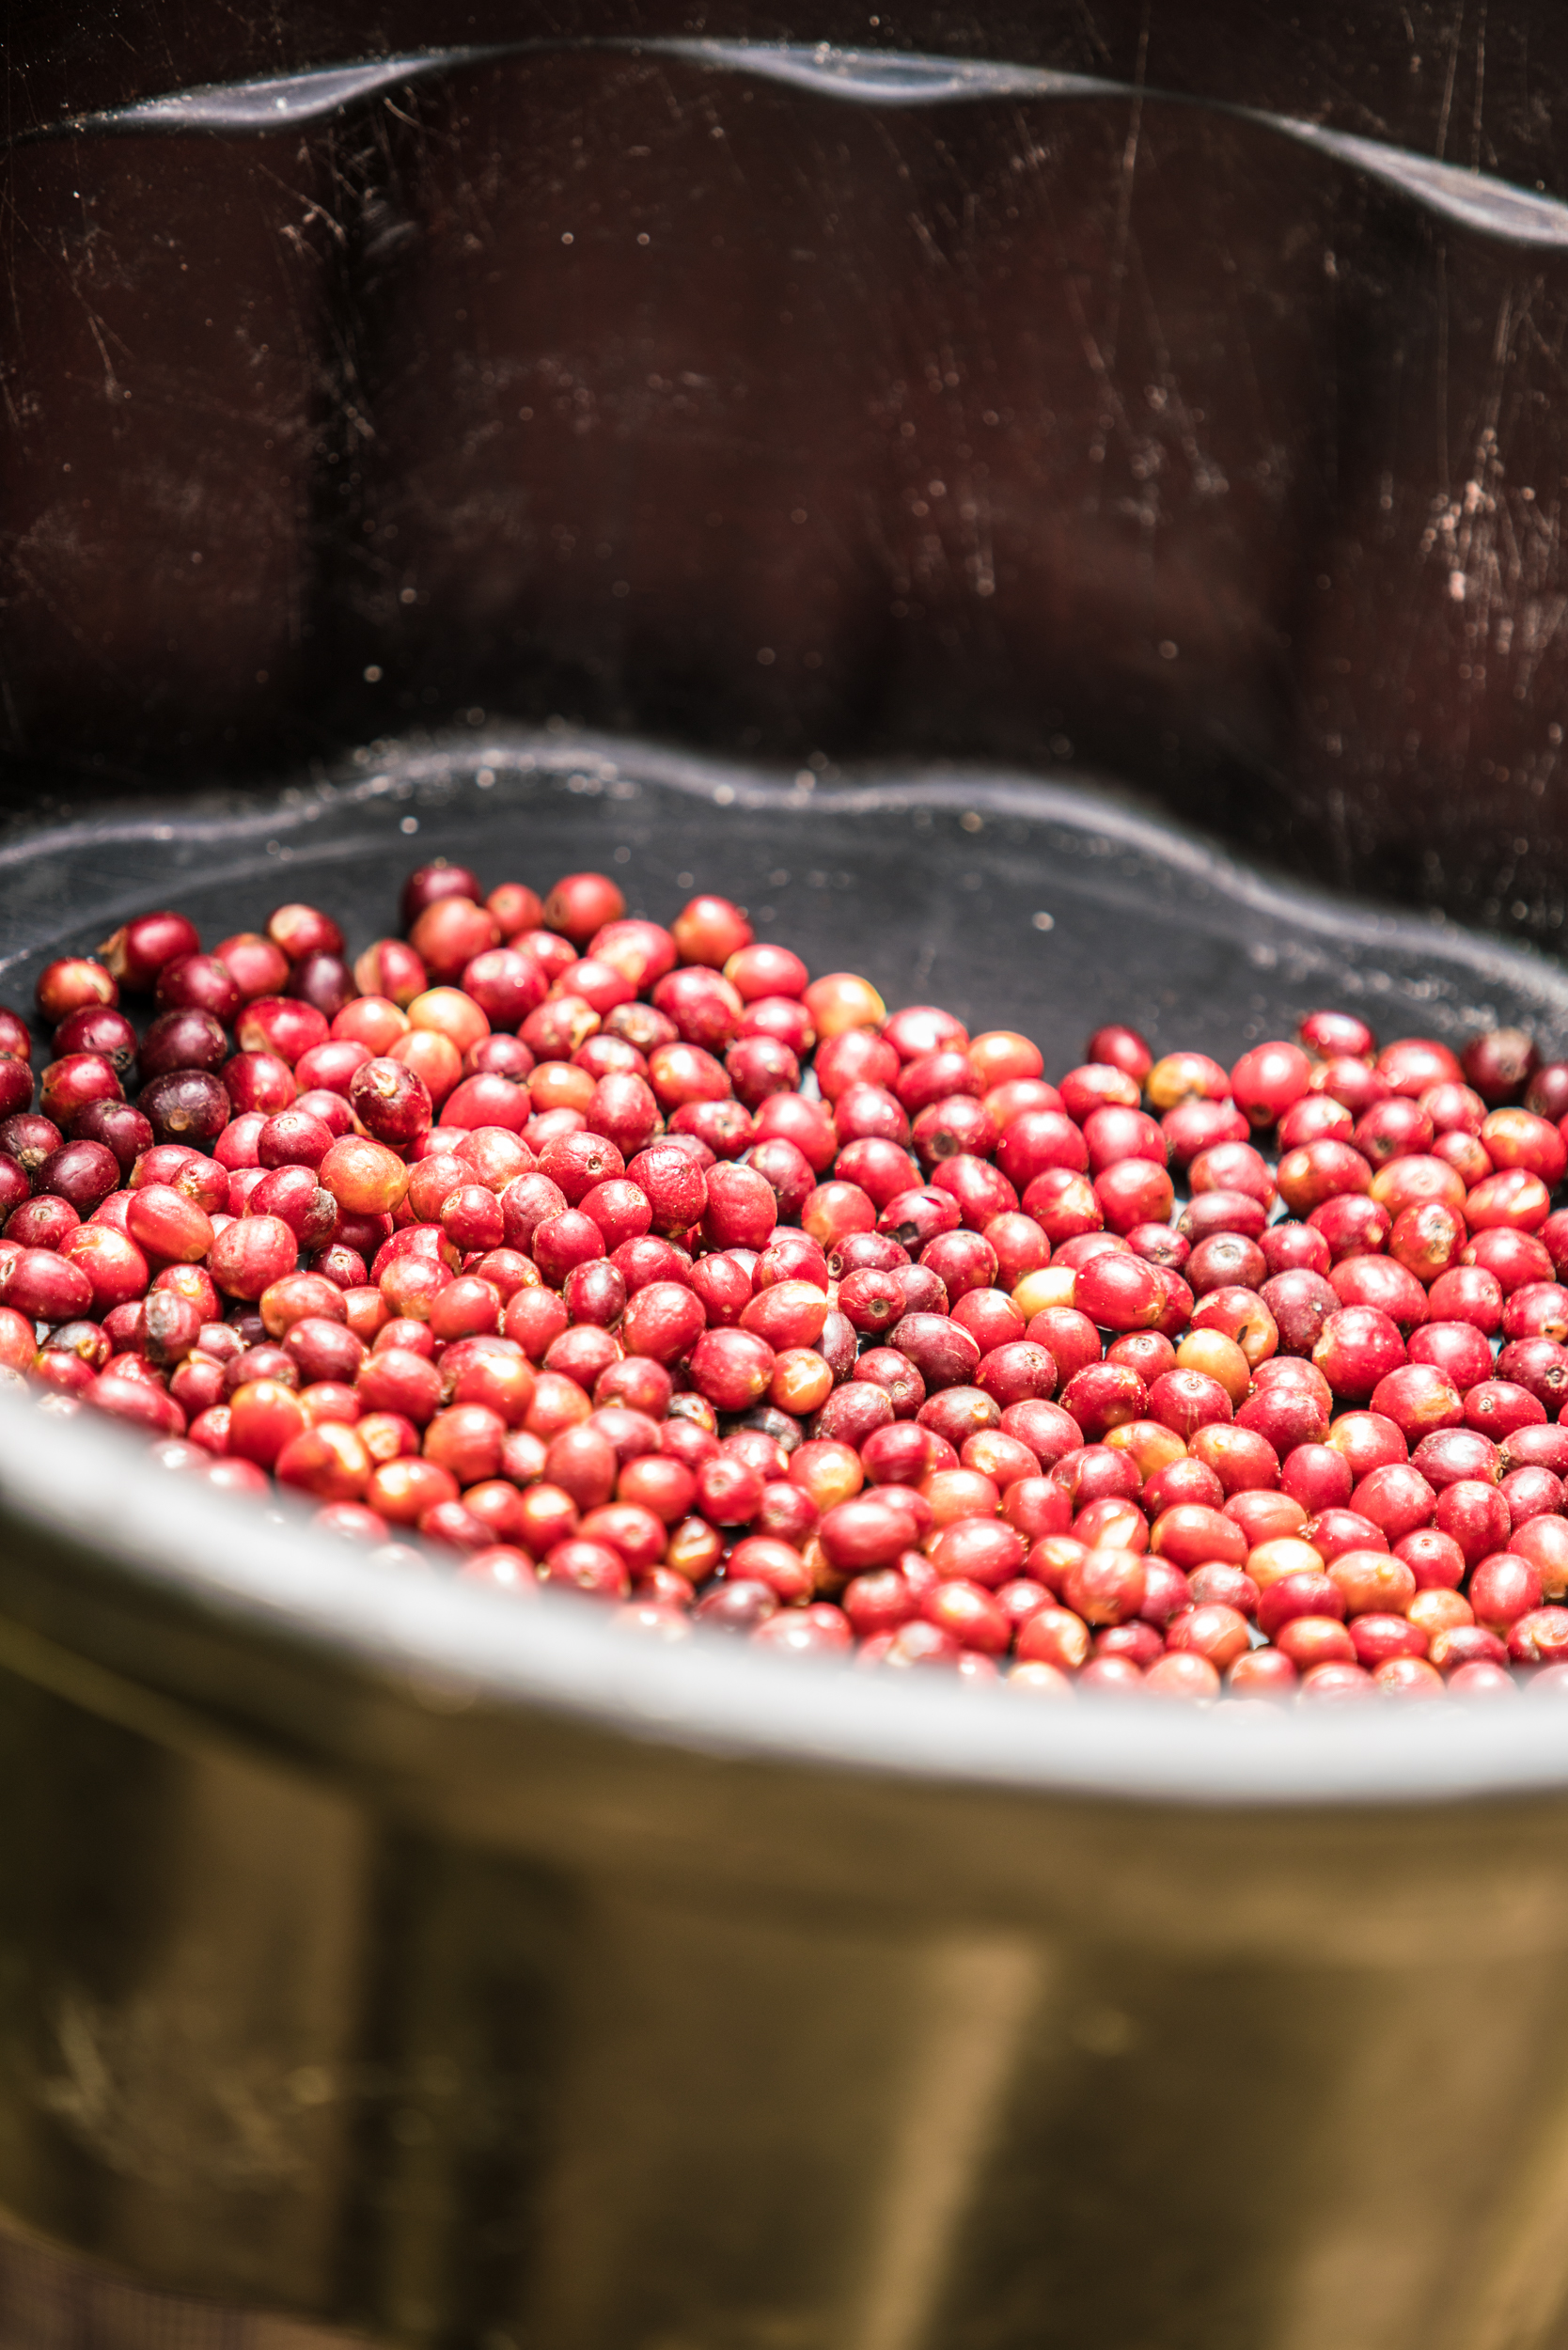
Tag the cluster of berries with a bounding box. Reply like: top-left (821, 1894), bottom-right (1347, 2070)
top-left (4, 856), bottom-right (1568, 1703)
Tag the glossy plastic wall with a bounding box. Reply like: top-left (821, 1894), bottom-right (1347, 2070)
top-left (6, 6), bottom-right (1568, 937)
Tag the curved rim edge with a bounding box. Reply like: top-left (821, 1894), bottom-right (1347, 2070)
top-left (6, 1394), bottom-right (1568, 1812)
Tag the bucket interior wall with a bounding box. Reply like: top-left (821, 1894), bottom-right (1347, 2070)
top-left (5, 9), bottom-right (1568, 939)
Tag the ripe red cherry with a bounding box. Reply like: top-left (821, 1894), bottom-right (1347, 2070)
top-left (727, 1036), bottom-right (801, 1110)
top-left (819, 1150), bottom-right (902, 1226)
top-left (1, 1114), bottom-right (62, 1177)
top-left (1189, 1139), bottom-right (1275, 1205)
top-left (542, 872), bottom-right (626, 945)
top-left (50, 1007), bottom-right (135, 1086)
top-left (136, 1070), bottom-right (230, 1150)
top-left (1157, 1100), bottom-right (1248, 1169)
top-left (1084, 1025), bottom-right (1152, 1083)
top-left (237, 997), bottom-right (330, 1068)
top-left (877, 1007), bottom-right (964, 1063)
top-left (1278, 1094), bottom-right (1354, 1148)
top-left (688, 1327), bottom-right (776, 1411)
top-left (255, 1109), bottom-right (333, 1172)
top-left (410, 899), bottom-right (502, 986)
top-left (671, 895), bottom-right (752, 967)
top-left (1018, 1177), bottom-right (1099, 1251)
top-left (0, 1153), bottom-right (29, 1224)
top-left (347, 1057), bottom-right (431, 1146)
top-left (1353, 1096), bottom-right (1433, 1167)
top-left (283, 953), bottom-right (353, 1022)
top-left (1298, 1009), bottom-right (1376, 1059)
top-left (457, 948), bottom-right (548, 1033)
top-left (1230, 1041), bottom-right (1311, 1126)
top-left (137, 1010), bottom-right (229, 1084)
top-left (1185, 1241), bottom-right (1268, 1306)
top-left (1072, 1250), bottom-right (1163, 1332)
top-left (262, 902), bottom-right (343, 964)
top-left (996, 1112), bottom-right (1088, 1192)
top-left (99, 910), bottom-right (201, 991)
top-left (209, 930), bottom-right (289, 1001)
top-left (1483, 1108), bottom-right (1567, 1187)
top-left (579, 1178), bottom-right (652, 1251)
top-left (618, 1281), bottom-right (703, 1364)
top-left (814, 1029), bottom-right (899, 1101)
top-left (720, 943), bottom-right (808, 1005)
top-left (1469, 1552), bottom-right (1544, 1634)
top-left (152, 953), bottom-right (243, 1026)
top-left (1313, 1307), bottom-right (1407, 1402)
top-left (1462, 1026), bottom-right (1538, 1105)
top-left (2, 1246), bottom-right (94, 1323)
top-left (1420, 1080), bottom-right (1486, 1136)
top-left (537, 1129), bottom-right (626, 1205)
top-left (396, 861), bottom-right (482, 929)
top-left (1093, 1156), bottom-right (1173, 1234)
top-left (38, 1138), bottom-right (119, 1214)
top-left (1527, 1062), bottom-right (1568, 1123)
top-left (1374, 1037), bottom-right (1463, 1096)
top-left (733, 997), bottom-right (814, 1062)
top-left (1434, 1480), bottom-right (1511, 1567)
top-left (1316, 1062), bottom-right (1391, 1114)
top-left (37, 957), bottom-right (118, 1025)
top-left (8, 1196), bottom-right (79, 1249)
top-left (896, 1051), bottom-right (981, 1122)
top-left (0, 1059), bottom-right (32, 1122)
top-left (36, 1052), bottom-right (124, 1135)
top-left (700, 1163), bottom-right (776, 1250)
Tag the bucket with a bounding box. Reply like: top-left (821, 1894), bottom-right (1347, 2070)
top-left (6, 21), bottom-right (1568, 2349)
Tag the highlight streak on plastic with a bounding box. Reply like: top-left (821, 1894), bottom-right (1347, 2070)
top-left (854, 1936), bottom-right (1045, 2350)
top-left (26, 39), bottom-right (1568, 251)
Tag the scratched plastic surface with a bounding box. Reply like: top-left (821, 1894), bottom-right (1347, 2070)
top-left (5, 9), bottom-right (1568, 949)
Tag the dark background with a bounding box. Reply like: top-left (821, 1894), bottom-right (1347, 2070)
top-left (5, 5), bottom-right (1568, 941)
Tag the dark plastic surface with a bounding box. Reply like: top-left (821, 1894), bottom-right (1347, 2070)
top-left (7, 12), bottom-right (1568, 945)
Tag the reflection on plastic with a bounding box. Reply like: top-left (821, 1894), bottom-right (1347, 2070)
top-left (31, 36), bottom-right (1568, 249)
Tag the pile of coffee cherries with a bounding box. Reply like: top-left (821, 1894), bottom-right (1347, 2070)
top-left (6, 857), bottom-right (1568, 1704)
